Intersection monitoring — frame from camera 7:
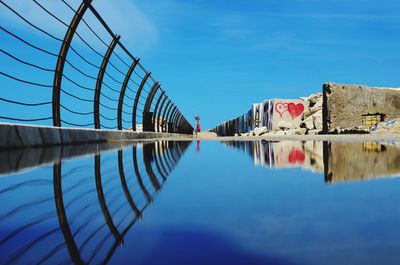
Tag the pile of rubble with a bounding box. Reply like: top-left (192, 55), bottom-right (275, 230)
top-left (300, 93), bottom-right (323, 134)
top-left (239, 92), bottom-right (324, 136)
top-left (371, 119), bottom-right (400, 134)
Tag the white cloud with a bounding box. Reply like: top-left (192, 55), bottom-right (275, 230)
top-left (92, 0), bottom-right (158, 54)
top-left (0, 0), bottom-right (158, 54)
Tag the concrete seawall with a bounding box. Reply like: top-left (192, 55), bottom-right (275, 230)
top-left (0, 123), bottom-right (192, 149)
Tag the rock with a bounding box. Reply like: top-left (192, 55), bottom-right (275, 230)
top-left (309, 98), bottom-right (323, 112)
top-left (371, 118), bottom-right (400, 134)
top-left (309, 93), bottom-right (322, 106)
top-left (334, 126), bottom-right (369, 134)
top-left (307, 129), bottom-right (320, 135)
top-left (281, 128), bottom-right (307, 135)
top-left (277, 120), bottom-right (294, 130)
top-left (301, 115), bottom-right (314, 130)
top-left (294, 128), bottom-right (307, 135)
top-left (252, 126), bottom-right (268, 136)
top-left (302, 93), bottom-right (323, 119)
top-left (313, 110), bottom-right (323, 130)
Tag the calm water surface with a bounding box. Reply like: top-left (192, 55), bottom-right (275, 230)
top-left (1, 140), bottom-right (400, 265)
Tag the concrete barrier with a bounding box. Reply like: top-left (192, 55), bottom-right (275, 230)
top-left (323, 83), bottom-right (400, 133)
top-left (0, 123), bottom-right (191, 149)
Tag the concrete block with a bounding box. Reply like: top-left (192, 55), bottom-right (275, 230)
top-left (323, 83), bottom-right (400, 132)
top-left (272, 99), bottom-right (307, 131)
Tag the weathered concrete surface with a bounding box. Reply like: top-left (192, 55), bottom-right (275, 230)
top-left (0, 122), bottom-right (191, 149)
top-left (272, 99), bottom-right (307, 131)
top-left (323, 83), bottom-right (400, 133)
top-left (324, 141), bottom-right (400, 183)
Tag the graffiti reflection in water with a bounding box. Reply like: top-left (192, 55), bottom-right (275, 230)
top-left (223, 140), bottom-right (400, 184)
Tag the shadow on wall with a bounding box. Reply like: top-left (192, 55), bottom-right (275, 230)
top-left (223, 140), bottom-right (400, 184)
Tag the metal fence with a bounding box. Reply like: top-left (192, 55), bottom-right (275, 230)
top-left (0, 0), bottom-right (193, 134)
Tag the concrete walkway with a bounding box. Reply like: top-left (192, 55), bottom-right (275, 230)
top-left (0, 122), bottom-right (192, 148)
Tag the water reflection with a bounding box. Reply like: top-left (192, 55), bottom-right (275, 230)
top-left (223, 141), bottom-right (400, 184)
top-left (0, 141), bottom-right (190, 264)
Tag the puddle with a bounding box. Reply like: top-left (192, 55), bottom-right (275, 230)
top-left (0, 140), bottom-right (400, 265)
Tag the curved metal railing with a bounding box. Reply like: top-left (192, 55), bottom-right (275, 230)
top-left (0, 0), bottom-right (193, 133)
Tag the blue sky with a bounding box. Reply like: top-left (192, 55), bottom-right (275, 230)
top-left (1, 0), bottom-right (400, 129)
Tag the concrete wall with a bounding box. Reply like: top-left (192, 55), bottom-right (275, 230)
top-left (0, 123), bottom-right (191, 149)
top-left (323, 83), bottom-right (400, 132)
top-left (271, 99), bottom-right (306, 131)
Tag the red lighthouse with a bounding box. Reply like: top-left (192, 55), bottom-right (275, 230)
top-left (195, 114), bottom-right (201, 135)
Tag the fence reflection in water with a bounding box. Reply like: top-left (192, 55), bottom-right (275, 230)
top-left (0, 141), bottom-right (191, 264)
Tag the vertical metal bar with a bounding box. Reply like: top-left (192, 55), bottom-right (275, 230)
top-left (143, 82), bottom-right (160, 112)
top-left (94, 35), bottom-right (120, 129)
top-left (166, 106), bottom-right (177, 133)
top-left (156, 96), bottom-right (169, 132)
top-left (160, 100), bottom-right (172, 133)
top-left (174, 114), bottom-right (182, 133)
top-left (170, 110), bottom-right (180, 133)
top-left (142, 82), bottom-right (161, 131)
top-left (53, 162), bottom-right (84, 265)
top-left (53, 0), bottom-right (93, 127)
top-left (118, 58), bottom-right (140, 130)
top-left (132, 72), bottom-right (151, 131)
top-left (152, 91), bottom-right (166, 131)
top-left (173, 111), bottom-right (181, 133)
top-left (164, 104), bottom-right (175, 133)
top-left (175, 113), bottom-right (183, 133)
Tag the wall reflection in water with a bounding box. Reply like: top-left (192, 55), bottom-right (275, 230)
top-left (223, 141), bottom-right (400, 184)
top-left (0, 141), bottom-right (190, 264)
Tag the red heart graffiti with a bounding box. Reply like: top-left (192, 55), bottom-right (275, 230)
top-left (287, 103), bottom-right (304, 119)
top-left (288, 148), bottom-right (305, 164)
top-left (275, 102), bottom-right (288, 117)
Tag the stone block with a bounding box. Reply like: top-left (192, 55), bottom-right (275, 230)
top-left (323, 83), bottom-right (400, 133)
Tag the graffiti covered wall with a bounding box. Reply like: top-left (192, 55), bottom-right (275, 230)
top-left (271, 99), bottom-right (306, 131)
top-left (213, 98), bottom-right (307, 135)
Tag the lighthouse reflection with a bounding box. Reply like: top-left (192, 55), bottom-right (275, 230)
top-left (0, 141), bottom-right (190, 264)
